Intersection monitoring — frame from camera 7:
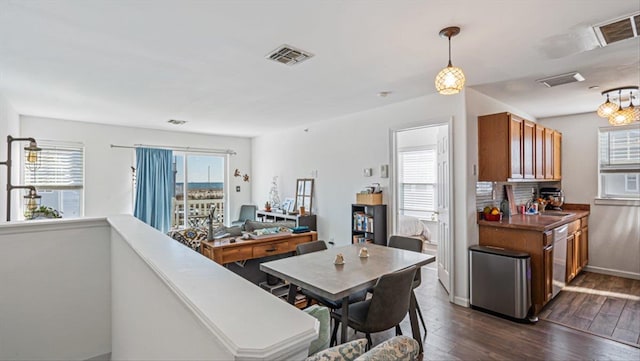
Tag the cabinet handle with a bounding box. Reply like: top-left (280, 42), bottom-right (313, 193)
top-left (265, 248), bottom-right (277, 252)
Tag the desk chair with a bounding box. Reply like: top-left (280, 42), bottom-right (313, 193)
top-left (231, 204), bottom-right (257, 226)
top-left (331, 265), bottom-right (417, 349)
top-left (387, 235), bottom-right (428, 335)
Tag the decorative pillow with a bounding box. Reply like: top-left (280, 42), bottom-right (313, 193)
top-left (303, 305), bottom-right (330, 356)
top-left (244, 220), bottom-right (296, 233)
top-left (305, 339), bottom-right (367, 361)
top-left (167, 228), bottom-right (207, 251)
top-left (354, 336), bottom-right (419, 361)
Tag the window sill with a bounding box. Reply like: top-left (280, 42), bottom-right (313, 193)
top-left (594, 198), bottom-right (640, 207)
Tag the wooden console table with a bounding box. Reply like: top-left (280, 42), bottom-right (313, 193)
top-left (201, 231), bottom-right (318, 265)
top-left (255, 210), bottom-right (317, 231)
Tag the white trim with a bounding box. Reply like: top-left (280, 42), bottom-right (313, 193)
top-left (0, 217), bottom-right (106, 236)
top-left (454, 296), bottom-right (470, 307)
top-left (584, 265), bottom-right (640, 280)
top-left (594, 198), bottom-right (640, 206)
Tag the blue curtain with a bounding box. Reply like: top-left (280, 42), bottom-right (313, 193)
top-left (134, 147), bottom-right (173, 233)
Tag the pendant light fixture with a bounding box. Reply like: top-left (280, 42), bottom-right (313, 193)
top-left (435, 26), bottom-right (465, 95)
top-left (597, 86), bottom-right (639, 126)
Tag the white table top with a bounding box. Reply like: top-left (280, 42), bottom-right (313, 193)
top-left (260, 243), bottom-right (435, 301)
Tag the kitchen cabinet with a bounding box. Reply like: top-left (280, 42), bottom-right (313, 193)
top-left (566, 233), bottom-right (576, 282)
top-left (478, 112), bottom-right (562, 182)
top-left (566, 216), bottom-right (589, 283)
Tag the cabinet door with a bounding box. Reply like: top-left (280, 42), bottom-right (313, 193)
top-left (510, 115), bottom-right (524, 179)
top-left (543, 246), bottom-right (553, 303)
top-left (566, 234), bottom-right (576, 283)
top-left (535, 125), bottom-right (545, 179)
top-left (544, 128), bottom-right (554, 179)
top-left (580, 226), bottom-right (588, 269)
top-left (574, 230), bottom-right (583, 274)
top-left (553, 131), bottom-right (562, 180)
top-left (523, 120), bottom-right (535, 179)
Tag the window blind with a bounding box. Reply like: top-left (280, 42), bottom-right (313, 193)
top-left (25, 143), bottom-right (84, 189)
top-left (599, 125), bottom-right (640, 173)
top-left (399, 149), bottom-right (436, 212)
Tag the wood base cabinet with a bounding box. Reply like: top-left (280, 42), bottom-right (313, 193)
top-left (566, 217), bottom-right (589, 283)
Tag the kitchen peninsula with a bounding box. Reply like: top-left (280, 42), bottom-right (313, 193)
top-left (478, 205), bottom-right (589, 315)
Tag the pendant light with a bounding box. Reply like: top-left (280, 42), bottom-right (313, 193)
top-left (435, 26), bottom-right (465, 95)
top-left (597, 86), bottom-right (639, 126)
top-left (596, 94), bottom-right (619, 118)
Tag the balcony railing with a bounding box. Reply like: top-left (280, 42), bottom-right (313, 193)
top-left (171, 198), bottom-right (224, 229)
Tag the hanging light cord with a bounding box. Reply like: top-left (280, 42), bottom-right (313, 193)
top-left (447, 35), bottom-right (453, 67)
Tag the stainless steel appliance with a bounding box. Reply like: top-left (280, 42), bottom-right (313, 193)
top-left (540, 187), bottom-right (564, 210)
top-left (552, 224), bottom-right (568, 298)
top-left (469, 245), bottom-right (532, 320)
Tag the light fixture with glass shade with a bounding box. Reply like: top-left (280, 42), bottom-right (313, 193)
top-left (597, 86), bottom-right (639, 126)
top-left (435, 26), bottom-right (465, 95)
top-left (0, 135), bottom-right (42, 221)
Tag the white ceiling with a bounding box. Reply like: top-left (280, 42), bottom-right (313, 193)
top-left (0, 0), bottom-right (638, 137)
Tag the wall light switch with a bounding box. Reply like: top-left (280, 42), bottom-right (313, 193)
top-left (380, 164), bottom-right (389, 178)
top-left (236, 186), bottom-right (241, 192)
top-left (363, 168), bottom-right (372, 177)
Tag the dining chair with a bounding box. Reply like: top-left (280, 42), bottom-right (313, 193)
top-left (295, 241), bottom-right (368, 314)
top-left (331, 265), bottom-right (418, 349)
top-left (387, 235), bottom-right (428, 335)
top-left (231, 204), bottom-right (257, 226)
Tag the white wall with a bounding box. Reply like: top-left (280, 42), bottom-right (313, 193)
top-left (251, 92), bottom-right (474, 305)
top-left (20, 116), bottom-right (252, 223)
top-left (0, 219), bottom-right (111, 360)
top-left (539, 113), bottom-right (640, 278)
top-left (0, 93), bottom-right (20, 221)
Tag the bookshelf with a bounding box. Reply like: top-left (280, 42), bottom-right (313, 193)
top-left (351, 204), bottom-right (387, 246)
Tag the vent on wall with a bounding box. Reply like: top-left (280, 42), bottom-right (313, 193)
top-left (536, 72), bottom-right (585, 88)
top-left (266, 44), bottom-right (314, 65)
top-left (593, 12), bottom-right (640, 46)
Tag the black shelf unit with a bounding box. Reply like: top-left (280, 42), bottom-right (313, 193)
top-left (351, 204), bottom-right (387, 246)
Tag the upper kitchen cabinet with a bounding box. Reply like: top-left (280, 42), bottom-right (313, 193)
top-left (478, 112), bottom-right (562, 182)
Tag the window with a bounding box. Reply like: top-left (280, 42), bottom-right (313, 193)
top-left (398, 147), bottom-right (437, 220)
top-left (598, 125), bottom-right (640, 200)
top-left (171, 153), bottom-right (226, 229)
top-left (23, 141), bottom-right (84, 218)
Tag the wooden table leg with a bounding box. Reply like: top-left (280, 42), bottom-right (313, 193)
top-left (409, 290), bottom-right (423, 353)
top-left (287, 283), bottom-right (297, 304)
top-left (340, 296), bottom-right (349, 344)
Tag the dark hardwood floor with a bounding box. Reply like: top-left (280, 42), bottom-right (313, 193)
top-left (539, 271), bottom-right (640, 346)
top-left (336, 263), bottom-right (640, 360)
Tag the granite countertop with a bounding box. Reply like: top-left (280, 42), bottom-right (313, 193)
top-left (477, 209), bottom-right (590, 232)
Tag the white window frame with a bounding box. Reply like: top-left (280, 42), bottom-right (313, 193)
top-left (21, 140), bottom-right (85, 218)
top-left (595, 124), bottom-right (640, 206)
top-left (398, 146), bottom-right (438, 221)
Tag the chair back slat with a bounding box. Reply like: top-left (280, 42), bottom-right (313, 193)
top-left (296, 240), bottom-right (327, 255)
top-left (365, 265), bottom-right (417, 332)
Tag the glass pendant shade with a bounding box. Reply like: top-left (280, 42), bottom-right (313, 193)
top-left (435, 65), bottom-right (466, 95)
top-left (597, 95), bottom-right (619, 118)
top-left (23, 188), bottom-right (41, 219)
top-left (608, 109), bottom-right (632, 126)
top-left (623, 104), bottom-right (640, 123)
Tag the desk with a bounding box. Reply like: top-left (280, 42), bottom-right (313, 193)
top-left (260, 243), bottom-right (435, 352)
top-left (201, 231), bottom-right (317, 265)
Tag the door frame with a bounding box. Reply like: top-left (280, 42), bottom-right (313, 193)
top-left (389, 117), bottom-right (454, 303)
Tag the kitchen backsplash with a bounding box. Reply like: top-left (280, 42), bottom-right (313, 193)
top-left (476, 181), bottom-right (561, 211)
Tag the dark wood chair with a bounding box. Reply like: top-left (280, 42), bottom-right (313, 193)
top-left (387, 235), bottom-right (428, 335)
top-left (331, 265), bottom-right (418, 349)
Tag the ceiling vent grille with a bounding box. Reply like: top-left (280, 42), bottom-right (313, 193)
top-left (266, 44), bottom-right (314, 65)
top-left (536, 72), bottom-right (585, 88)
top-left (593, 12), bottom-right (640, 47)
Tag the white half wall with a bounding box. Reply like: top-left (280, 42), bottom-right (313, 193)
top-left (0, 93), bottom-right (20, 222)
top-left (539, 112), bottom-right (640, 278)
top-left (0, 218), bottom-right (111, 360)
top-left (251, 92), bottom-right (473, 304)
top-left (20, 116), bottom-right (252, 223)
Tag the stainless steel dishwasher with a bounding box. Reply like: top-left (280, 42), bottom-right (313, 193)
top-left (552, 224), bottom-right (568, 298)
top-left (469, 245), bottom-right (533, 321)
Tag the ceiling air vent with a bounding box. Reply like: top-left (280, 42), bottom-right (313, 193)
top-left (266, 44), bottom-right (314, 66)
top-left (593, 12), bottom-right (640, 47)
top-left (536, 72), bottom-right (585, 88)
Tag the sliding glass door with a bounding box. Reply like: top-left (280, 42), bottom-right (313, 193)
top-left (171, 153), bottom-right (225, 229)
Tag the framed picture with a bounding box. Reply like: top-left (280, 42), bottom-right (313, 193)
top-left (282, 198), bottom-right (295, 213)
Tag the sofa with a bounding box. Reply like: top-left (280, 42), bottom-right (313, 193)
top-left (306, 336), bottom-right (420, 361)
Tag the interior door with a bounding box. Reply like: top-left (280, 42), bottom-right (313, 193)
top-left (437, 127), bottom-right (451, 294)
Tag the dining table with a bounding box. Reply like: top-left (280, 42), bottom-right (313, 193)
top-left (259, 243), bottom-right (435, 353)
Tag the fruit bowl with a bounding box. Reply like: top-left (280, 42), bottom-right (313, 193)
top-left (484, 213), bottom-right (502, 221)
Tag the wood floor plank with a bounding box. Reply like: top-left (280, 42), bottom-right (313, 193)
top-left (617, 307), bottom-right (640, 333)
top-left (599, 297), bottom-right (626, 316)
top-left (589, 313), bottom-right (618, 336)
top-left (612, 327), bottom-right (640, 345)
top-left (573, 294), bottom-right (606, 320)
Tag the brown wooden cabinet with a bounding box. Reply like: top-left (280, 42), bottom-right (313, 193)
top-left (478, 112), bottom-right (561, 182)
top-left (566, 233), bottom-right (576, 282)
top-left (543, 239), bottom-right (553, 304)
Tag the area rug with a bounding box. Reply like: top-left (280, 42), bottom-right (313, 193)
top-left (538, 272), bottom-right (640, 348)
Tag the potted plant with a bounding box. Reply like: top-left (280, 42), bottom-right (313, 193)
top-left (27, 206), bottom-right (62, 220)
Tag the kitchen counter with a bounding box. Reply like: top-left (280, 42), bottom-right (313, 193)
top-left (478, 209), bottom-right (590, 232)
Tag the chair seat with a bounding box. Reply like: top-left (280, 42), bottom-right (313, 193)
top-left (303, 288), bottom-right (368, 309)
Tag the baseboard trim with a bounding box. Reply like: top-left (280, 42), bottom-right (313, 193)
top-left (454, 296), bottom-right (470, 307)
top-left (85, 352), bottom-right (111, 361)
top-left (584, 265), bottom-right (640, 280)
